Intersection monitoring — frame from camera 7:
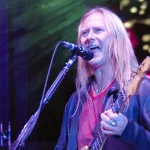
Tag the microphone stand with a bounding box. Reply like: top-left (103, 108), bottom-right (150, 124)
top-left (10, 55), bottom-right (77, 150)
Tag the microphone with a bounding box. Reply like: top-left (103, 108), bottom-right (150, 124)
top-left (61, 41), bottom-right (94, 60)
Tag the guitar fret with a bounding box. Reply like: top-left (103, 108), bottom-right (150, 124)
top-left (99, 130), bottom-right (105, 140)
top-left (96, 138), bottom-right (99, 146)
top-left (93, 142), bottom-right (99, 150)
top-left (92, 143), bottom-right (96, 150)
top-left (96, 138), bottom-right (100, 147)
top-left (97, 133), bottom-right (102, 144)
top-left (96, 145), bottom-right (99, 150)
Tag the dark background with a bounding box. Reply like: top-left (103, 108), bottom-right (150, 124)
top-left (0, 0), bottom-right (149, 149)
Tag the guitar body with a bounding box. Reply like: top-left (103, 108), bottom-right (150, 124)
top-left (81, 56), bottom-right (150, 150)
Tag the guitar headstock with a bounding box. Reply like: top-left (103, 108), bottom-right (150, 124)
top-left (127, 56), bottom-right (150, 97)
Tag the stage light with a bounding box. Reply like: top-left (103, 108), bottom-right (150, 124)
top-left (143, 44), bottom-right (149, 51)
top-left (124, 21), bottom-right (133, 28)
top-left (139, 10), bottom-right (145, 15)
top-left (142, 34), bottom-right (150, 42)
top-left (130, 7), bottom-right (138, 13)
top-left (144, 18), bottom-right (150, 25)
top-left (120, 0), bottom-right (130, 9)
top-left (138, 0), bottom-right (145, 2)
top-left (140, 2), bottom-right (147, 10)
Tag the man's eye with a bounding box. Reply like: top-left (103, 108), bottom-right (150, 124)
top-left (81, 31), bottom-right (88, 36)
top-left (95, 28), bottom-right (102, 33)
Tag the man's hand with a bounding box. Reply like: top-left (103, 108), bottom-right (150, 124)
top-left (101, 109), bottom-right (128, 136)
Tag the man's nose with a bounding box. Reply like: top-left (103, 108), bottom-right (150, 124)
top-left (85, 30), bottom-right (95, 45)
top-left (87, 30), bottom-right (95, 39)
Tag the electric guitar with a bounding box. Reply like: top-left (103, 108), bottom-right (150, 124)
top-left (81, 56), bottom-right (150, 150)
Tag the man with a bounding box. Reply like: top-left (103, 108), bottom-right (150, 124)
top-left (55, 7), bottom-right (150, 150)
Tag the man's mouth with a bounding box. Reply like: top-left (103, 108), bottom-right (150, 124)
top-left (88, 45), bottom-right (100, 53)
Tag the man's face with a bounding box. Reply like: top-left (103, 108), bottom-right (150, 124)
top-left (79, 12), bottom-right (112, 70)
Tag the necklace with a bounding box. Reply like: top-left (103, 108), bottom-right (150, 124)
top-left (93, 77), bottom-right (114, 94)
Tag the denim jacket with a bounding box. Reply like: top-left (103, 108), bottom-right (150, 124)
top-left (54, 76), bottom-right (150, 150)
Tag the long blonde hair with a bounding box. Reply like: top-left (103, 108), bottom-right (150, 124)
top-left (75, 7), bottom-right (139, 105)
